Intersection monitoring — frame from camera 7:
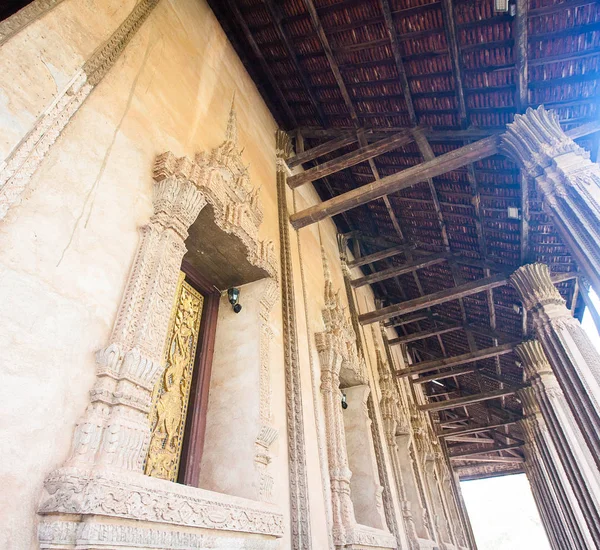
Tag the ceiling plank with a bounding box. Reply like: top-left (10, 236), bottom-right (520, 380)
top-left (397, 343), bottom-right (517, 378)
top-left (291, 136), bottom-right (500, 228)
top-left (420, 387), bottom-right (524, 412)
top-left (287, 130), bottom-right (414, 188)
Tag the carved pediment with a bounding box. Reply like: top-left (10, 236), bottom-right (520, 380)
top-left (153, 103), bottom-right (276, 287)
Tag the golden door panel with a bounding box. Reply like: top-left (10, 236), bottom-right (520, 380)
top-left (145, 272), bottom-right (204, 482)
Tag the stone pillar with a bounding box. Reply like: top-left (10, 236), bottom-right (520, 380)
top-left (523, 452), bottom-right (572, 550)
top-left (511, 263), bottom-right (600, 471)
top-left (67, 165), bottom-right (207, 472)
top-left (517, 340), bottom-right (600, 547)
top-left (519, 388), bottom-right (597, 549)
top-left (501, 105), bottom-right (600, 291)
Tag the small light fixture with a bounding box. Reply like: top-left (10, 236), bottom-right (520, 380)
top-left (494, 0), bottom-right (509, 12)
top-left (228, 287), bottom-right (242, 313)
top-left (513, 303), bottom-right (523, 314)
top-left (507, 206), bottom-right (521, 219)
top-left (341, 391), bottom-right (348, 410)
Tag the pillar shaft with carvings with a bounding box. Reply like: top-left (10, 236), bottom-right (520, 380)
top-left (68, 167), bottom-right (207, 472)
top-left (519, 388), bottom-right (597, 549)
top-left (517, 340), bottom-right (600, 547)
top-left (511, 263), bottom-right (600, 472)
top-left (501, 105), bottom-right (600, 291)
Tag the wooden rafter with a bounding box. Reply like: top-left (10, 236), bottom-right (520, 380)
top-left (347, 244), bottom-right (414, 268)
top-left (351, 252), bottom-right (448, 288)
top-left (287, 130), bottom-right (414, 188)
top-left (291, 136), bottom-right (500, 228)
top-left (440, 0), bottom-right (467, 127)
top-left (397, 343), bottom-right (517, 378)
top-left (414, 365), bottom-right (478, 384)
top-left (449, 443), bottom-right (523, 459)
top-left (388, 323), bottom-right (463, 345)
top-left (359, 273), bottom-right (508, 325)
top-left (286, 135), bottom-right (357, 169)
top-left (514, 0), bottom-right (529, 112)
top-left (226, 0), bottom-right (296, 127)
top-left (420, 387), bottom-right (525, 413)
top-left (439, 420), bottom-right (519, 438)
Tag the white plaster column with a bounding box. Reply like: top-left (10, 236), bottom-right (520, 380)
top-left (519, 389), bottom-right (596, 549)
top-left (67, 166), bottom-right (207, 472)
top-left (517, 340), bottom-right (600, 547)
top-left (501, 105), bottom-right (600, 291)
top-left (511, 263), bottom-right (600, 473)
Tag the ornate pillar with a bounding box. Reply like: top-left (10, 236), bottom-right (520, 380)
top-left (501, 105), bottom-right (600, 291)
top-left (517, 340), bottom-right (600, 547)
top-left (511, 262), bottom-right (600, 471)
top-left (519, 388), bottom-right (597, 549)
top-left (375, 330), bottom-right (421, 550)
top-left (67, 160), bottom-right (207, 472)
top-left (522, 445), bottom-right (573, 550)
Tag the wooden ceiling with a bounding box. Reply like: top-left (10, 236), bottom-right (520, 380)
top-left (208, 0), bottom-right (600, 480)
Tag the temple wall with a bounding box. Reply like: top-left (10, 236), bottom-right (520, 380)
top-left (0, 1), bottom-right (468, 549)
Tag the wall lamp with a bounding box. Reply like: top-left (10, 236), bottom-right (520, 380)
top-left (228, 287), bottom-right (242, 313)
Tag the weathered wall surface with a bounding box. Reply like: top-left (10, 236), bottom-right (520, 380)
top-left (0, 1), bottom-right (456, 550)
top-left (0, 0), bottom-right (284, 547)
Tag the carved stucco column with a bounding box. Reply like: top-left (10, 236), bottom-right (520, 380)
top-left (511, 262), bottom-right (600, 473)
top-left (501, 105), bottom-right (600, 291)
top-left (517, 340), bottom-right (600, 548)
top-left (67, 163), bottom-right (207, 472)
top-left (374, 331), bottom-right (421, 550)
top-left (315, 333), bottom-right (357, 544)
top-left (519, 388), bottom-right (597, 549)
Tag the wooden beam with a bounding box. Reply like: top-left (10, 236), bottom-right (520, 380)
top-left (439, 420), bottom-right (519, 438)
top-left (287, 130), bottom-right (413, 188)
top-left (379, 0), bottom-right (417, 124)
top-left (514, 0), bottom-right (529, 112)
top-left (226, 0), bottom-right (297, 127)
top-left (452, 455), bottom-right (524, 464)
top-left (287, 135), bottom-right (357, 168)
top-left (420, 387), bottom-right (524, 413)
top-left (301, 0), bottom-right (359, 125)
top-left (440, 0), bottom-right (467, 126)
top-left (360, 273), bottom-right (508, 325)
top-left (414, 365), bottom-right (478, 384)
top-left (388, 323), bottom-right (462, 345)
top-left (449, 442), bottom-right (523, 458)
top-left (398, 343), bottom-right (517, 378)
top-left (290, 136), bottom-right (500, 228)
top-left (384, 312), bottom-right (433, 328)
top-left (351, 252), bottom-right (448, 288)
top-left (439, 416), bottom-right (472, 427)
top-left (348, 244), bottom-right (413, 268)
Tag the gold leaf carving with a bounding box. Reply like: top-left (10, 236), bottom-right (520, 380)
top-left (144, 272), bottom-right (203, 482)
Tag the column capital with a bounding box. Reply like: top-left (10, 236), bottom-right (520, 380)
top-left (516, 339), bottom-right (554, 381)
top-left (500, 105), bottom-right (588, 177)
top-left (510, 263), bottom-right (566, 311)
top-left (518, 386), bottom-right (542, 418)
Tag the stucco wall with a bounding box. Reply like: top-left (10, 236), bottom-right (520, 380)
top-left (0, 1), bottom-right (414, 549)
top-left (0, 0), bottom-right (285, 547)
